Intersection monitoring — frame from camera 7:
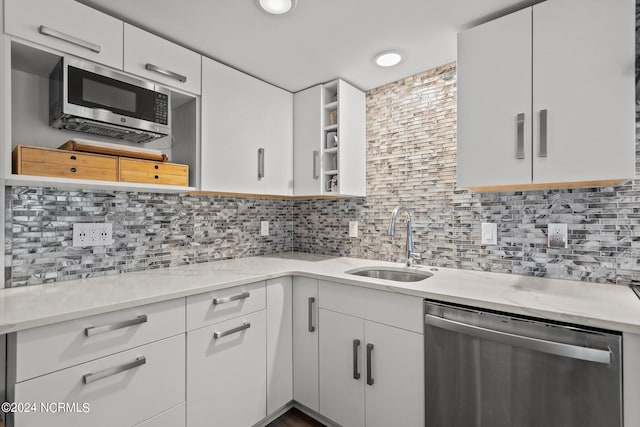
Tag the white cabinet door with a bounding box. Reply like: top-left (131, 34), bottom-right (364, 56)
top-left (187, 310), bottom-right (266, 427)
top-left (5, 0), bottom-right (123, 69)
top-left (364, 321), bottom-right (424, 427)
top-left (292, 277), bottom-right (319, 411)
top-left (201, 57), bottom-right (292, 195)
top-left (124, 24), bottom-right (201, 94)
top-left (336, 80), bottom-right (366, 197)
top-left (293, 86), bottom-right (323, 195)
top-left (319, 309), bottom-right (365, 427)
top-left (457, 8), bottom-right (532, 189)
top-left (266, 277), bottom-right (293, 415)
top-left (531, 0), bottom-right (635, 184)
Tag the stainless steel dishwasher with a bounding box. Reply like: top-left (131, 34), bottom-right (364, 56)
top-left (424, 301), bottom-right (622, 427)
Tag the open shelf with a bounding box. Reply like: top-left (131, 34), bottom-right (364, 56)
top-left (6, 174), bottom-right (196, 193)
top-left (323, 101), bottom-right (338, 110)
top-left (324, 124), bottom-right (338, 131)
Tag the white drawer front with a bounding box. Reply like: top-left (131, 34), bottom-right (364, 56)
top-left (124, 24), bottom-right (201, 94)
top-left (186, 281), bottom-right (266, 331)
top-left (5, 0), bottom-right (123, 69)
top-left (134, 403), bottom-right (185, 427)
top-left (11, 298), bottom-right (185, 382)
top-left (187, 310), bottom-right (267, 427)
top-left (11, 334), bottom-right (185, 427)
top-left (319, 281), bottom-right (423, 333)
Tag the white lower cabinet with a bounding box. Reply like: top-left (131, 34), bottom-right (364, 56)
top-left (186, 309), bottom-right (267, 427)
top-left (9, 335), bottom-right (185, 427)
top-left (266, 277), bottom-right (293, 414)
top-left (292, 277), bottom-right (320, 411)
top-left (134, 403), bottom-right (185, 427)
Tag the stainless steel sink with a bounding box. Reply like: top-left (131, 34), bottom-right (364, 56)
top-left (346, 266), bottom-right (433, 282)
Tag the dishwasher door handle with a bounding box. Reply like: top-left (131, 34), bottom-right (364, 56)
top-left (425, 314), bottom-right (611, 364)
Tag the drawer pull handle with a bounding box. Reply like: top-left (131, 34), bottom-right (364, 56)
top-left (145, 63), bottom-right (187, 83)
top-left (154, 175), bottom-right (159, 179)
top-left (214, 322), bottom-right (250, 339)
top-left (308, 297), bottom-right (315, 332)
top-left (366, 343), bottom-right (374, 386)
top-left (83, 356), bottom-right (146, 385)
top-left (70, 167), bottom-right (77, 173)
top-left (213, 291), bottom-right (250, 305)
top-left (84, 314), bottom-right (148, 337)
top-left (353, 339), bottom-right (361, 380)
top-left (154, 165), bottom-right (159, 169)
top-left (38, 25), bottom-right (101, 53)
top-left (70, 155), bottom-right (77, 160)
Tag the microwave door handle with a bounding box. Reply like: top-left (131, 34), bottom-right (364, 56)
top-left (39, 26), bottom-right (101, 53)
top-left (145, 64), bottom-right (187, 83)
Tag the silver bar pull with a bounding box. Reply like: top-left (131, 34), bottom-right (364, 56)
top-left (212, 291), bottom-right (250, 305)
top-left (516, 113), bottom-right (525, 159)
top-left (214, 322), bottom-right (250, 339)
top-left (84, 314), bottom-right (147, 337)
top-left (312, 151), bottom-right (320, 180)
top-left (257, 148), bottom-right (265, 180)
top-left (145, 63), bottom-right (187, 83)
top-left (308, 297), bottom-right (315, 332)
top-left (425, 314), bottom-right (611, 364)
top-left (353, 339), bottom-right (361, 380)
top-left (38, 25), bottom-right (101, 53)
top-left (83, 356), bottom-right (146, 384)
top-left (366, 343), bottom-right (374, 386)
top-left (538, 109), bottom-right (548, 157)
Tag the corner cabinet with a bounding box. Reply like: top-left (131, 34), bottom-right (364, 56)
top-left (201, 57), bottom-right (293, 195)
top-left (293, 80), bottom-right (366, 197)
top-left (456, 0), bottom-right (635, 191)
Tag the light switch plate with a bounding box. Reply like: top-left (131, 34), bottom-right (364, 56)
top-left (260, 221), bottom-right (269, 236)
top-left (349, 221), bottom-right (358, 238)
top-left (481, 223), bottom-right (497, 245)
top-left (548, 223), bottom-right (568, 248)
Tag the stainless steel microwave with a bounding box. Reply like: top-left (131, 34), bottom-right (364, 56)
top-left (49, 58), bottom-right (171, 143)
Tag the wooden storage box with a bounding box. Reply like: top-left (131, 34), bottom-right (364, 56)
top-left (119, 157), bottom-right (189, 186)
top-left (12, 145), bottom-right (118, 182)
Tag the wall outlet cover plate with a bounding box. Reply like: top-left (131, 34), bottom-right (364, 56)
top-left (548, 223), bottom-right (568, 248)
top-left (73, 223), bottom-right (113, 247)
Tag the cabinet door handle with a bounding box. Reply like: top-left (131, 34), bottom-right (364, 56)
top-left (257, 148), bottom-right (265, 179)
top-left (366, 343), bottom-right (374, 386)
top-left (212, 291), bottom-right (250, 305)
top-left (353, 339), bottom-right (361, 380)
top-left (84, 314), bottom-right (148, 337)
top-left (307, 297), bottom-right (315, 332)
top-left (538, 109), bottom-right (548, 157)
top-left (145, 63), bottom-right (187, 83)
top-left (516, 113), bottom-right (525, 159)
top-left (83, 356), bottom-right (146, 384)
top-left (312, 151), bottom-right (320, 180)
top-left (214, 322), bottom-right (251, 339)
top-left (38, 25), bottom-right (101, 53)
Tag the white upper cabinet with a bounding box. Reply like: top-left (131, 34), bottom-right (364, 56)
top-left (4, 0), bottom-right (123, 69)
top-left (201, 57), bottom-right (293, 195)
top-left (294, 80), bottom-right (366, 197)
top-left (457, 0), bottom-right (635, 191)
top-left (124, 24), bottom-right (201, 94)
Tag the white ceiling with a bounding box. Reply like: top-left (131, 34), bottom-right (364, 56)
top-left (80, 0), bottom-right (536, 92)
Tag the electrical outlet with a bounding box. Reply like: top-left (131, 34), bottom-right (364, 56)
top-left (349, 221), bottom-right (358, 238)
top-left (261, 221), bottom-right (269, 236)
top-left (548, 223), bottom-right (568, 248)
top-left (73, 223), bottom-right (113, 247)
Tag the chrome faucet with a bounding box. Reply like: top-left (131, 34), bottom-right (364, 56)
top-left (388, 206), bottom-right (421, 267)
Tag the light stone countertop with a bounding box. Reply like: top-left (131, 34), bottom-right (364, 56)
top-left (1, 253), bottom-right (639, 334)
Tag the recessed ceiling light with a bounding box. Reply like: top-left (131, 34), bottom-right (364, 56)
top-left (258, 0), bottom-right (296, 15)
top-left (374, 51), bottom-right (403, 67)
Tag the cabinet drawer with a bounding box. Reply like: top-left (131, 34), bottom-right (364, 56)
top-left (19, 161), bottom-right (117, 181)
top-left (186, 282), bottom-right (266, 331)
top-left (18, 146), bottom-right (117, 169)
top-left (5, 0), bottom-right (123, 69)
top-left (134, 403), bottom-right (185, 427)
top-left (10, 335), bottom-right (185, 427)
top-left (119, 158), bottom-right (189, 186)
top-left (124, 24), bottom-right (201, 94)
top-left (9, 298), bottom-right (185, 382)
top-left (319, 281), bottom-right (423, 333)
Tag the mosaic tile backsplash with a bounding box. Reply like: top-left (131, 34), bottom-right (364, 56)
top-left (293, 62), bottom-right (640, 286)
top-left (5, 190), bottom-right (292, 286)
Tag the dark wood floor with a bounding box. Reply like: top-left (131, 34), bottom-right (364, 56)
top-left (266, 408), bottom-right (326, 427)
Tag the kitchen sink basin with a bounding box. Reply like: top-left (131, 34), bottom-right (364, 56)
top-left (346, 266), bottom-right (433, 282)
